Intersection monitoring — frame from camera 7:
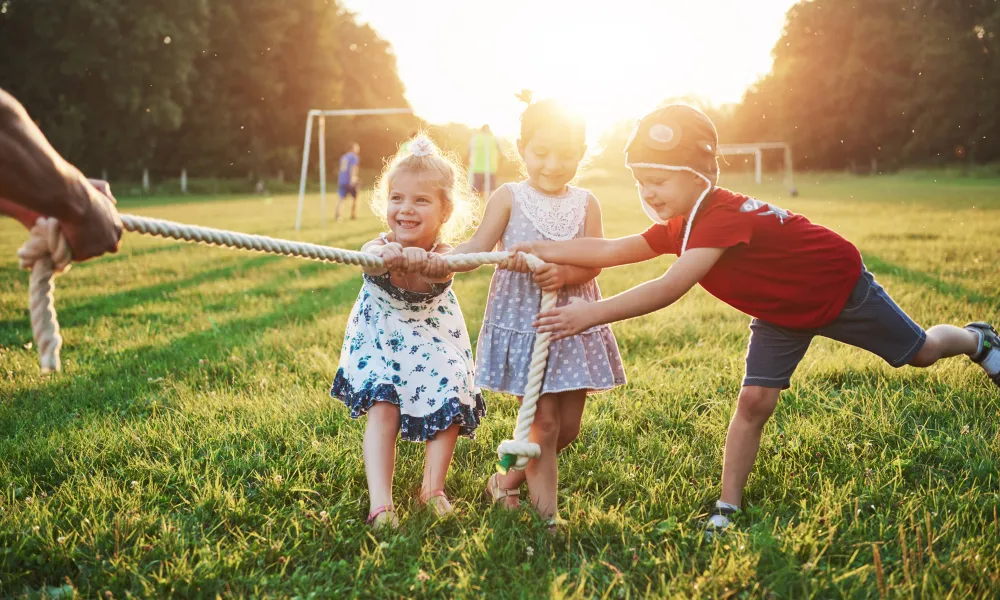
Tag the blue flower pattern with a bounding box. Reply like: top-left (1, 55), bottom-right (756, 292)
top-left (331, 271), bottom-right (486, 442)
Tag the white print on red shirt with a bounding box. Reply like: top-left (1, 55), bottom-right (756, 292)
top-left (740, 197), bottom-right (790, 224)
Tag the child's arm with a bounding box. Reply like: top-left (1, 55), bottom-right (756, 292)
top-left (532, 247), bottom-right (726, 339)
top-left (532, 194), bottom-right (604, 291)
top-left (446, 185), bottom-right (513, 272)
top-left (512, 232), bottom-right (660, 270)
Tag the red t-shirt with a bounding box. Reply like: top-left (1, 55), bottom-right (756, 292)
top-left (641, 187), bottom-right (862, 329)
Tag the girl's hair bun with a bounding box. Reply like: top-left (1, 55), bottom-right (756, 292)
top-left (514, 89), bottom-right (533, 105)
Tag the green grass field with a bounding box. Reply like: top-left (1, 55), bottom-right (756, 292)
top-left (2, 172), bottom-right (999, 598)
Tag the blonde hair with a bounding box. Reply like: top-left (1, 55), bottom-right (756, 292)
top-left (369, 133), bottom-right (479, 245)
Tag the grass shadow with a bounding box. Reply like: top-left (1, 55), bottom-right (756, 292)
top-left (0, 254), bottom-right (288, 344)
top-left (0, 263), bottom-right (361, 456)
top-left (862, 252), bottom-right (1000, 308)
top-left (0, 225), bottom-right (386, 345)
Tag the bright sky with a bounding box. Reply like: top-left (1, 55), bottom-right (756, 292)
top-left (341, 0), bottom-right (797, 140)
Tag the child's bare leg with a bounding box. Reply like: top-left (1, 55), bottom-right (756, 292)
top-left (908, 325), bottom-right (979, 367)
top-left (555, 390), bottom-right (587, 448)
top-left (524, 393), bottom-right (561, 519)
top-left (720, 385), bottom-right (781, 508)
top-left (421, 423), bottom-right (459, 514)
top-left (363, 402), bottom-right (400, 514)
top-left (493, 391), bottom-right (586, 508)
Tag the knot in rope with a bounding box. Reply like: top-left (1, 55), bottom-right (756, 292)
top-left (18, 217), bottom-right (72, 273)
top-left (17, 217), bottom-right (73, 374)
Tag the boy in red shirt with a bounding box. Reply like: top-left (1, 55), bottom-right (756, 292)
top-left (512, 104), bottom-right (1000, 532)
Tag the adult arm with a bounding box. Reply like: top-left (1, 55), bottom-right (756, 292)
top-left (0, 88), bottom-right (122, 261)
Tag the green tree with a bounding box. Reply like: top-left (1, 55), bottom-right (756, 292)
top-left (0, 0), bottom-right (209, 175)
top-left (0, 0), bottom-right (418, 183)
top-left (729, 0), bottom-right (1000, 169)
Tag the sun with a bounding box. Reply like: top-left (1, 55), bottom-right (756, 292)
top-left (342, 0), bottom-right (797, 139)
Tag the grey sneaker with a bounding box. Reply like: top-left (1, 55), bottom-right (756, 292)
top-left (965, 322), bottom-right (1000, 388)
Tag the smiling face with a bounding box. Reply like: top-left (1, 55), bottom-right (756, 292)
top-left (386, 169), bottom-right (449, 248)
top-left (631, 167), bottom-right (710, 222)
top-left (518, 124), bottom-right (586, 194)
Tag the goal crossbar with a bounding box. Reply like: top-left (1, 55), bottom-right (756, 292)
top-left (296, 107), bottom-right (413, 230)
top-left (718, 142), bottom-right (794, 191)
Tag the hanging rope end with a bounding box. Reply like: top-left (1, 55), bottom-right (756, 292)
top-left (496, 439), bottom-right (540, 472)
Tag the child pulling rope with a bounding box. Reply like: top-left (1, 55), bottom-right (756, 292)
top-left (15, 213), bottom-right (551, 472)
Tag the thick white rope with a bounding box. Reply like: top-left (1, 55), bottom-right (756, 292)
top-left (16, 213), bottom-right (547, 468)
top-left (16, 217), bottom-right (72, 374)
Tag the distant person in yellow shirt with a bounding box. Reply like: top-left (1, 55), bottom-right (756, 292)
top-left (469, 125), bottom-right (501, 198)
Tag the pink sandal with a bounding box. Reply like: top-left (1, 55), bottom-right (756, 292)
top-left (366, 504), bottom-right (398, 530)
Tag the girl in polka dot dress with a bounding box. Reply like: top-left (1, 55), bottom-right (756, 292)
top-left (447, 94), bottom-right (626, 523)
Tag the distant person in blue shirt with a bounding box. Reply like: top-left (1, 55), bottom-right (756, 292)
top-left (336, 142), bottom-right (361, 221)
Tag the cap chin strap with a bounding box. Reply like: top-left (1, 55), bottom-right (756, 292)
top-left (628, 162), bottom-right (713, 254)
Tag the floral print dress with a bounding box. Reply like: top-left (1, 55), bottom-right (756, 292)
top-left (331, 269), bottom-right (486, 442)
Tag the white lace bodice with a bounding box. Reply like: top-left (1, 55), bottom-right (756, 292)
top-left (508, 181), bottom-right (589, 241)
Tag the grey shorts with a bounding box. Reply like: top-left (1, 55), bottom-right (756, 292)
top-left (744, 269), bottom-right (927, 389)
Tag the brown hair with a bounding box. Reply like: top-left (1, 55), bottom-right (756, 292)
top-left (516, 89), bottom-right (586, 147)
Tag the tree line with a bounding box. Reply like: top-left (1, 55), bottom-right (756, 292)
top-left (2, 0), bottom-right (997, 181)
top-left (0, 0), bottom-right (420, 182)
top-left (597, 0), bottom-right (999, 172)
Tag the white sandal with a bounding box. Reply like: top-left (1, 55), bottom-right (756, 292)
top-left (485, 472), bottom-right (520, 505)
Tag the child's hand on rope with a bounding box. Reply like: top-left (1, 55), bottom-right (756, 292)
top-left (378, 242), bottom-right (405, 270)
top-left (500, 251), bottom-right (532, 273)
top-left (422, 253), bottom-right (452, 280)
top-left (509, 241), bottom-right (550, 263)
top-left (400, 246), bottom-right (428, 273)
top-left (533, 263), bottom-right (566, 292)
top-left (533, 297), bottom-right (591, 340)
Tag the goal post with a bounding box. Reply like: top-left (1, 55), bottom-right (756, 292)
top-left (295, 108), bottom-right (413, 231)
top-left (718, 142), bottom-right (796, 195)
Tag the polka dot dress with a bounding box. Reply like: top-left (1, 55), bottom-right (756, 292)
top-left (475, 181), bottom-right (627, 396)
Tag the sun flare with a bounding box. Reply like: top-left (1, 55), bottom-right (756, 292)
top-left (342, 0), bottom-right (796, 140)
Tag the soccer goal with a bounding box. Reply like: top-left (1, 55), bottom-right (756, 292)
top-left (718, 142), bottom-right (796, 195)
top-left (295, 108), bottom-right (413, 231)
